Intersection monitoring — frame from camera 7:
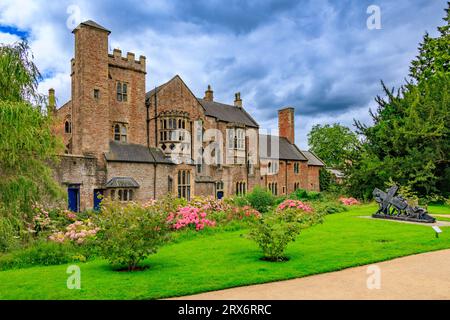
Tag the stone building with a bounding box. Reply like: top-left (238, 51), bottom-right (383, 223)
top-left (52, 20), bottom-right (324, 212)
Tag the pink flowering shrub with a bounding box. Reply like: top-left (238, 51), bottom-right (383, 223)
top-left (27, 204), bottom-right (54, 236)
top-left (277, 199), bottom-right (313, 213)
top-left (49, 219), bottom-right (99, 244)
top-left (167, 206), bottom-right (216, 231)
top-left (189, 196), bottom-right (232, 213)
top-left (339, 197), bottom-right (360, 206)
top-left (227, 205), bottom-right (262, 221)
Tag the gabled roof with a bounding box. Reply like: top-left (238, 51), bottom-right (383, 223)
top-left (105, 140), bottom-right (173, 164)
top-left (105, 177), bottom-right (139, 188)
top-left (259, 134), bottom-right (308, 161)
top-left (198, 98), bottom-right (259, 128)
top-left (302, 150), bottom-right (325, 167)
top-left (145, 75), bottom-right (200, 106)
top-left (74, 20), bottom-right (111, 34)
top-left (145, 75), bottom-right (259, 128)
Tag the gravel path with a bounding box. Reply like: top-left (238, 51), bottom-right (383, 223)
top-left (170, 249), bottom-right (450, 300)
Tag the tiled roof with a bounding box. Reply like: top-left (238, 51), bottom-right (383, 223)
top-left (105, 141), bottom-right (173, 164)
top-left (259, 134), bottom-right (308, 161)
top-left (105, 177), bottom-right (140, 188)
top-left (79, 20), bottom-right (111, 34)
top-left (302, 150), bottom-right (325, 166)
top-left (145, 83), bottom-right (168, 101)
top-left (198, 98), bottom-right (259, 128)
top-left (327, 168), bottom-right (345, 178)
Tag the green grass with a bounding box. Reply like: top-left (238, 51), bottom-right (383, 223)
top-left (429, 204), bottom-right (450, 215)
top-left (436, 216), bottom-right (450, 222)
top-left (1, 204), bottom-right (450, 300)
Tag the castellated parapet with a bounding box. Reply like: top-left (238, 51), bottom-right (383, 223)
top-left (109, 48), bottom-right (146, 73)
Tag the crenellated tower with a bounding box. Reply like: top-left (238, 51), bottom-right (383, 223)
top-left (71, 20), bottom-right (111, 160)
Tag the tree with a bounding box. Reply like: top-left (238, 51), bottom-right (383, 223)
top-left (0, 42), bottom-right (43, 103)
top-left (0, 41), bottom-right (63, 245)
top-left (410, 2), bottom-right (449, 82)
top-left (348, 4), bottom-right (450, 199)
top-left (307, 123), bottom-right (359, 169)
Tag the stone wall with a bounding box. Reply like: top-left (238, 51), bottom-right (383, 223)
top-left (52, 155), bottom-right (105, 211)
top-left (106, 161), bottom-right (174, 201)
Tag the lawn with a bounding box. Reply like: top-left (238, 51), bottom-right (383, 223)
top-left (429, 204), bottom-right (450, 215)
top-left (1, 204), bottom-right (449, 300)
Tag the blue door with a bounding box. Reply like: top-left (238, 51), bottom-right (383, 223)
top-left (93, 189), bottom-right (104, 211)
top-left (68, 187), bottom-right (79, 212)
top-left (217, 191), bottom-right (224, 200)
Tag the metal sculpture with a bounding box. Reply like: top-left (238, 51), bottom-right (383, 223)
top-left (372, 185), bottom-right (435, 223)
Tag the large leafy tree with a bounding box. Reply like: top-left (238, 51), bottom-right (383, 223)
top-left (0, 41), bottom-right (63, 243)
top-left (348, 3), bottom-right (450, 199)
top-left (410, 3), bottom-right (449, 82)
top-left (307, 123), bottom-right (359, 169)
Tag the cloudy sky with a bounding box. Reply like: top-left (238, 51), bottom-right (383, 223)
top-left (0, 0), bottom-right (446, 148)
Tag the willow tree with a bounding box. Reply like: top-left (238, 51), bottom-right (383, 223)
top-left (0, 41), bottom-right (63, 248)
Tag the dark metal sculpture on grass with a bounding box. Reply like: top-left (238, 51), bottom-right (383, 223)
top-left (372, 185), bottom-right (435, 223)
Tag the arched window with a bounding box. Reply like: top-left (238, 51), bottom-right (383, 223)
top-left (64, 121), bottom-right (71, 134)
top-left (113, 123), bottom-right (127, 142)
top-left (116, 81), bottom-right (128, 102)
top-left (121, 125), bottom-right (127, 142)
top-left (114, 124), bottom-right (120, 141)
top-left (294, 162), bottom-right (299, 174)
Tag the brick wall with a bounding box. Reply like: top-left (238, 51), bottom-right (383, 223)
top-left (308, 166), bottom-right (321, 192)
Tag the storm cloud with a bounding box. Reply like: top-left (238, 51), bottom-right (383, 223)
top-left (0, 0), bottom-right (446, 148)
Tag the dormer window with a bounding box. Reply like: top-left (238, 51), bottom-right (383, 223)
top-left (113, 123), bottom-right (127, 142)
top-left (116, 81), bottom-right (128, 102)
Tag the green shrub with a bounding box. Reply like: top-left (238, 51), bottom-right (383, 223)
top-left (0, 217), bottom-right (20, 252)
top-left (274, 196), bottom-right (287, 206)
top-left (248, 208), bottom-right (324, 261)
top-left (290, 188), bottom-right (322, 201)
top-left (0, 241), bottom-right (75, 270)
top-left (225, 195), bottom-right (249, 208)
top-left (307, 191), bottom-right (322, 200)
top-left (315, 202), bottom-right (348, 215)
top-left (245, 186), bottom-right (275, 213)
top-left (94, 201), bottom-right (171, 271)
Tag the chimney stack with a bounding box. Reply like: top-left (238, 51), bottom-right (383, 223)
top-left (234, 92), bottom-right (242, 108)
top-left (48, 88), bottom-right (56, 114)
top-left (204, 85), bottom-right (214, 101)
top-left (278, 107), bottom-right (295, 144)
